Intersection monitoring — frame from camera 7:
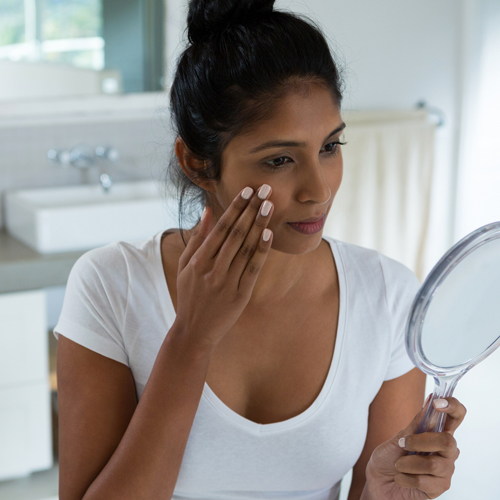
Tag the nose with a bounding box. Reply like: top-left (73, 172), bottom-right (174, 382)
top-left (298, 161), bottom-right (332, 205)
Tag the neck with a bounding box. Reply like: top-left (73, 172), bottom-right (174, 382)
top-left (248, 237), bottom-right (328, 307)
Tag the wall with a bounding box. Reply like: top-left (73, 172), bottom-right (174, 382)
top-left (455, 0), bottom-right (500, 239)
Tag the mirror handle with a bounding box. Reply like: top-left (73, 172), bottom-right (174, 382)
top-left (408, 372), bottom-right (465, 456)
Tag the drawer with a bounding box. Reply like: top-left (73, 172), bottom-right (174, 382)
top-left (0, 381), bottom-right (53, 481)
top-left (0, 290), bottom-right (48, 388)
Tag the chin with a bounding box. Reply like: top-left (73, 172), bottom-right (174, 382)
top-left (271, 227), bottom-right (324, 255)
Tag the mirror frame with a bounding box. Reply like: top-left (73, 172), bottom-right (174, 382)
top-left (406, 220), bottom-right (500, 379)
top-left (404, 221), bottom-right (500, 451)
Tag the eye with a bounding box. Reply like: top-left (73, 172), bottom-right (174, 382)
top-left (323, 141), bottom-right (347, 156)
top-left (263, 141), bottom-right (348, 171)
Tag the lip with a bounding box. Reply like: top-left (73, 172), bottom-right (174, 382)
top-left (286, 214), bottom-right (326, 235)
top-left (289, 213), bottom-right (325, 223)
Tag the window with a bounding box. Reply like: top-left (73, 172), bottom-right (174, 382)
top-left (0, 0), bottom-right (164, 93)
top-left (0, 0), bottom-right (104, 70)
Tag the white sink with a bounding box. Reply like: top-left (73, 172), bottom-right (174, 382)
top-left (5, 180), bottom-right (180, 254)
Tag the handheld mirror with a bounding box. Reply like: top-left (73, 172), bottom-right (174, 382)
top-left (405, 221), bottom-right (500, 456)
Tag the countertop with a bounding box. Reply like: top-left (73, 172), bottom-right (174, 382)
top-left (0, 228), bottom-right (87, 294)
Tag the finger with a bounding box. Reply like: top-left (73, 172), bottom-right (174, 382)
top-left (394, 472), bottom-right (451, 498)
top-left (238, 227), bottom-right (273, 296)
top-left (178, 205), bottom-right (212, 274)
top-left (228, 198), bottom-right (274, 279)
top-left (432, 397), bottom-right (467, 436)
top-left (395, 454), bottom-right (453, 478)
top-left (207, 186), bottom-right (260, 259)
top-left (402, 431), bottom-right (459, 460)
top-left (214, 185), bottom-right (272, 273)
top-left (393, 393), bottom-right (434, 448)
top-left (187, 188), bottom-right (253, 272)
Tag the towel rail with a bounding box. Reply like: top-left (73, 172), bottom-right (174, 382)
top-left (343, 103), bottom-right (445, 128)
top-left (415, 100), bottom-right (445, 127)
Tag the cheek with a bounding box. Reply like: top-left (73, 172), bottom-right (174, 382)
top-left (266, 193), bottom-right (288, 222)
top-left (331, 161), bottom-right (343, 191)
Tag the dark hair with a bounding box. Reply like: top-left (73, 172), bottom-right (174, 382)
top-left (163, 0), bottom-right (346, 246)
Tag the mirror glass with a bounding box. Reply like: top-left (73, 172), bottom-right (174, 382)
top-left (421, 237), bottom-right (500, 368)
top-left (0, 0), bottom-right (165, 98)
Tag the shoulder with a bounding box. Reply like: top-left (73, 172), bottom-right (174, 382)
top-left (331, 237), bottom-right (381, 264)
top-left (327, 236), bottom-right (416, 276)
top-left (377, 252), bottom-right (419, 286)
top-left (72, 231), bottom-right (163, 277)
top-left (67, 242), bottom-right (136, 308)
top-left (71, 242), bottom-right (128, 282)
top-left (325, 236), bottom-right (420, 296)
top-left (325, 236), bottom-right (383, 278)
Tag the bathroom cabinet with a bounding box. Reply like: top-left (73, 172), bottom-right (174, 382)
top-left (0, 290), bottom-right (52, 481)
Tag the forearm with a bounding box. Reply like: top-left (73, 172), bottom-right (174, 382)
top-left (83, 321), bottom-right (214, 500)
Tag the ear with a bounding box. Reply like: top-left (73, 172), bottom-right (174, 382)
top-left (174, 137), bottom-right (216, 193)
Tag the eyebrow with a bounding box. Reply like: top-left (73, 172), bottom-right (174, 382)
top-left (248, 122), bottom-right (346, 154)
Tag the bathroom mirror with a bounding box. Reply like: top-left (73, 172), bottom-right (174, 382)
top-left (0, 0), bottom-right (165, 99)
top-left (405, 221), bottom-right (500, 456)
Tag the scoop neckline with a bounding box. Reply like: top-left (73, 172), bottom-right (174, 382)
top-left (154, 229), bottom-right (347, 434)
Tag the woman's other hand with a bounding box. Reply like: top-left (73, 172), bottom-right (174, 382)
top-left (365, 395), bottom-right (467, 499)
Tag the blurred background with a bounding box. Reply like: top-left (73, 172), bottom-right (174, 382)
top-left (0, 0), bottom-right (499, 499)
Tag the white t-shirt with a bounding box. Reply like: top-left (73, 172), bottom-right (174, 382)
top-left (53, 230), bottom-right (421, 500)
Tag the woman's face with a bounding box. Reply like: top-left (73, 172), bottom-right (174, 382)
top-left (213, 85), bottom-right (345, 256)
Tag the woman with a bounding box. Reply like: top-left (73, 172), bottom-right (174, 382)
top-left (54, 1), bottom-right (466, 499)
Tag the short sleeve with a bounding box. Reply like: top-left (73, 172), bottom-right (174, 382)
top-left (53, 244), bottom-right (129, 367)
top-left (379, 254), bottom-right (421, 381)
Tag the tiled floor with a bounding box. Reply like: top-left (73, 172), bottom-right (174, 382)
top-left (0, 463), bottom-right (59, 500)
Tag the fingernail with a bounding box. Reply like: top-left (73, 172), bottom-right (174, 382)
top-left (261, 200), bottom-right (272, 216)
top-left (258, 184), bottom-right (271, 199)
top-left (398, 437), bottom-right (406, 448)
top-left (201, 207), bottom-right (207, 221)
top-left (242, 187), bottom-right (253, 199)
top-left (434, 398), bottom-right (449, 409)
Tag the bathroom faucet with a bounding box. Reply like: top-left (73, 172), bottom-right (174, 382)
top-left (47, 143), bottom-right (119, 193)
top-left (95, 146), bottom-right (120, 192)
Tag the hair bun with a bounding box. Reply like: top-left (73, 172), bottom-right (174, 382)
top-left (187, 0), bottom-right (275, 44)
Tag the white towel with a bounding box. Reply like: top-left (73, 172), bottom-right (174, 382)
top-left (324, 110), bottom-right (436, 281)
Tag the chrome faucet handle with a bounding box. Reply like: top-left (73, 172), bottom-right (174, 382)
top-left (100, 173), bottom-right (112, 191)
top-left (48, 144), bottom-right (114, 192)
top-left (47, 149), bottom-right (71, 168)
top-left (95, 146), bottom-right (116, 193)
top-left (95, 146), bottom-right (120, 163)
top-left (69, 143), bottom-right (96, 169)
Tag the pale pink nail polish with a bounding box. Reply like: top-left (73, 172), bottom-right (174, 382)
top-left (434, 398), bottom-right (449, 409)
